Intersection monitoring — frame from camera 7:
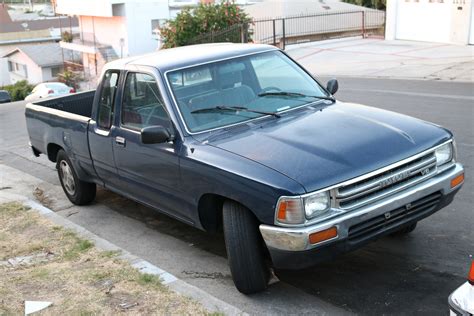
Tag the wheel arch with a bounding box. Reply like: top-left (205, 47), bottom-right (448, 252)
top-left (198, 193), bottom-right (261, 233)
top-left (47, 143), bottom-right (63, 162)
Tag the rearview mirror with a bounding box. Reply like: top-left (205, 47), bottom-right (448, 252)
top-left (326, 79), bottom-right (338, 95)
top-left (141, 126), bottom-right (171, 144)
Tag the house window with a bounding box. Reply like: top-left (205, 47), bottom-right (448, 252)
top-left (151, 19), bottom-right (166, 36)
top-left (51, 66), bottom-right (63, 78)
top-left (8, 61), bottom-right (27, 77)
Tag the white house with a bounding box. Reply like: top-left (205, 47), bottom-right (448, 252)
top-left (385, 0), bottom-right (474, 45)
top-left (54, 0), bottom-right (204, 81)
top-left (2, 43), bottom-right (64, 85)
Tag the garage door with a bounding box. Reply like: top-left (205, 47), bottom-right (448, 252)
top-left (396, 0), bottom-right (452, 43)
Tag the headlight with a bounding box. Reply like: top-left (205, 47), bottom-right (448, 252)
top-left (304, 191), bottom-right (330, 219)
top-left (435, 142), bottom-right (453, 166)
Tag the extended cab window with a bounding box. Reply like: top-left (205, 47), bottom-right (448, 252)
top-left (121, 72), bottom-right (170, 130)
top-left (169, 67), bottom-right (212, 87)
top-left (97, 70), bottom-right (120, 130)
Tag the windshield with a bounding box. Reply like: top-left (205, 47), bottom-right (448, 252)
top-left (167, 50), bottom-right (330, 133)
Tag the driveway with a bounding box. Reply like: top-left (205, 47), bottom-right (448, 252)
top-left (0, 77), bottom-right (473, 314)
top-left (287, 38), bottom-right (474, 82)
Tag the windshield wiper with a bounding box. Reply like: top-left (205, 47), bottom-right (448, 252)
top-left (191, 105), bottom-right (281, 118)
top-left (258, 91), bottom-right (335, 102)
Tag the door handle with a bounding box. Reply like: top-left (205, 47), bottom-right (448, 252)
top-left (115, 136), bottom-right (126, 146)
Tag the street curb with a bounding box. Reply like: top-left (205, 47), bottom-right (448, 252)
top-left (1, 194), bottom-right (245, 315)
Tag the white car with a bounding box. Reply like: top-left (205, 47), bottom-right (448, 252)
top-left (449, 260), bottom-right (474, 315)
top-left (25, 82), bottom-right (75, 102)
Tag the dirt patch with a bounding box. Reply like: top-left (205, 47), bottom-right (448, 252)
top-left (0, 202), bottom-right (208, 315)
top-left (33, 187), bottom-right (55, 209)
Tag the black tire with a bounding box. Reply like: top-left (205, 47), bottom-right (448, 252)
top-left (223, 200), bottom-right (270, 294)
top-left (390, 222), bottom-right (417, 236)
top-left (56, 150), bottom-right (96, 205)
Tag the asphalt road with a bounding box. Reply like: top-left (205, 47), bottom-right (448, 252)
top-left (0, 77), bottom-right (473, 315)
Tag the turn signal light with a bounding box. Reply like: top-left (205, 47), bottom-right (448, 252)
top-left (309, 227), bottom-right (338, 244)
top-left (450, 173), bottom-right (464, 188)
top-left (469, 260), bottom-right (474, 285)
top-left (276, 199), bottom-right (304, 224)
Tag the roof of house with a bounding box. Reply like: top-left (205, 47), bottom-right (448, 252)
top-left (2, 43), bottom-right (64, 67)
top-left (0, 4), bottom-right (77, 33)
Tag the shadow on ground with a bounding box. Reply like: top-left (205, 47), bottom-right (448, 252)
top-left (94, 187), bottom-right (463, 315)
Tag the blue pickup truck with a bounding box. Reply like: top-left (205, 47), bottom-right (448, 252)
top-left (25, 44), bottom-right (464, 294)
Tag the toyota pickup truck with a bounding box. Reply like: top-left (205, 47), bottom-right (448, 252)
top-left (25, 43), bottom-right (465, 294)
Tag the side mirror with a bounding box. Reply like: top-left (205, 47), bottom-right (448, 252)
top-left (141, 126), bottom-right (172, 144)
top-left (326, 79), bottom-right (338, 95)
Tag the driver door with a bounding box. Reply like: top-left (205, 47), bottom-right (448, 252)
top-left (112, 71), bottom-right (185, 219)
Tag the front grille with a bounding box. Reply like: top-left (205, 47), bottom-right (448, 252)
top-left (335, 153), bottom-right (437, 210)
top-left (347, 192), bottom-right (442, 243)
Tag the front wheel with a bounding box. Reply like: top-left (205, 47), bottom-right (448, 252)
top-left (223, 200), bottom-right (270, 294)
top-left (57, 150), bottom-right (96, 205)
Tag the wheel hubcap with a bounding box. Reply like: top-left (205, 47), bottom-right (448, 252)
top-left (60, 160), bottom-right (75, 195)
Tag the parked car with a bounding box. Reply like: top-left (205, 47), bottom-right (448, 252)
top-left (0, 90), bottom-right (11, 103)
top-left (25, 44), bottom-right (465, 294)
top-left (24, 82), bottom-right (75, 102)
top-left (449, 260), bottom-right (474, 315)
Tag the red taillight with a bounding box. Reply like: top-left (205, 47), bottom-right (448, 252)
top-left (69, 88), bottom-right (76, 93)
top-left (48, 89), bottom-right (54, 94)
top-left (469, 260), bottom-right (474, 285)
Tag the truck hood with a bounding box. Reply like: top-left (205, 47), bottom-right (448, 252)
top-left (203, 102), bottom-right (452, 192)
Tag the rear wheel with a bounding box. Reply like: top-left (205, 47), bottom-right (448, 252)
top-left (391, 222), bottom-right (417, 236)
top-left (223, 200), bottom-right (270, 294)
top-left (57, 150), bottom-right (96, 205)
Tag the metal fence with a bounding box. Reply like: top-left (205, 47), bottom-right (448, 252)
top-left (187, 10), bottom-right (385, 49)
top-left (187, 23), bottom-right (250, 45)
top-left (252, 10), bottom-right (385, 49)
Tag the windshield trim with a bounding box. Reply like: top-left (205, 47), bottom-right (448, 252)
top-left (163, 49), bottom-right (330, 135)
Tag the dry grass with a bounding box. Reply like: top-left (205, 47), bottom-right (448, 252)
top-left (0, 202), bottom-right (208, 315)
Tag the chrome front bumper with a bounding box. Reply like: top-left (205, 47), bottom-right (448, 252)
top-left (259, 163), bottom-right (464, 252)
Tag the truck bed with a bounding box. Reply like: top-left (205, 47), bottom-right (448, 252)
top-left (25, 90), bottom-right (96, 176)
top-left (32, 90), bottom-right (95, 117)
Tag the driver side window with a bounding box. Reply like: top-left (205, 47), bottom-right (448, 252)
top-left (121, 72), bottom-right (170, 130)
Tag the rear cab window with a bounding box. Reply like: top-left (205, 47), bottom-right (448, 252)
top-left (97, 70), bottom-right (120, 130)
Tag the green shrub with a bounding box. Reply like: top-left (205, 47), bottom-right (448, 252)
top-left (160, 1), bottom-right (252, 48)
top-left (58, 70), bottom-right (81, 89)
top-left (1, 80), bottom-right (34, 101)
top-left (61, 31), bottom-right (73, 43)
top-left (342, 0), bottom-right (386, 10)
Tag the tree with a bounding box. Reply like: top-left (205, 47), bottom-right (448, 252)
top-left (160, 1), bottom-right (252, 48)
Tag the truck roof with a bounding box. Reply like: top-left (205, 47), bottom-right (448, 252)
top-left (103, 43), bottom-right (278, 74)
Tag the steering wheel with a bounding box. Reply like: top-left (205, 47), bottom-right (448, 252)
top-left (260, 86), bottom-right (282, 94)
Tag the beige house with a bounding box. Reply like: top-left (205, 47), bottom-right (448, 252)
top-left (2, 44), bottom-right (64, 85)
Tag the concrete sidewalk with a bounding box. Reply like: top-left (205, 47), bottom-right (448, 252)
top-left (286, 37), bottom-right (474, 82)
